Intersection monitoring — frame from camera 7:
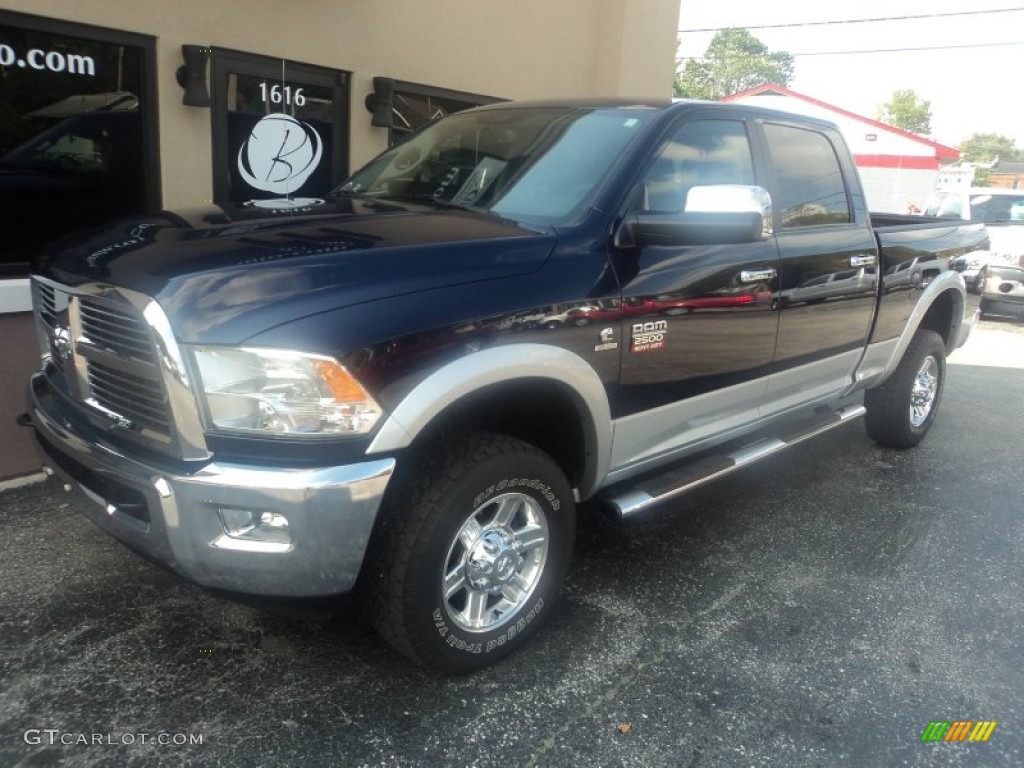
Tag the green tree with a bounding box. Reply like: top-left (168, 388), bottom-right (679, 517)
top-left (958, 133), bottom-right (1024, 185)
top-left (674, 28), bottom-right (794, 100)
top-left (876, 90), bottom-right (932, 134)
top-left (958, 133), bottom-right (1024, 163)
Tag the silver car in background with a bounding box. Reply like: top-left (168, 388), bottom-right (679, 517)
top-left (979, 262), bottom-right (1024, 320)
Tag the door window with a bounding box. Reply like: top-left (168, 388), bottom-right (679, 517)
top-left (764, 123), bottom-right (851, 228)
top-left (635, 119), bottom-right (755, 214)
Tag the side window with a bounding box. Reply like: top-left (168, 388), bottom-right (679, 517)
top-left (923, 192), bottom-right (946, 217)
top-left (935, 194), bottom-right (964, 219)
top-left (636, 119), bottom-right (754, 213)
top-left (764, 123), bottom-right (851, 228)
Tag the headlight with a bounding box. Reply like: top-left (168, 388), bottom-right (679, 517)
top-left (188, 346), bottom-right (382, 437)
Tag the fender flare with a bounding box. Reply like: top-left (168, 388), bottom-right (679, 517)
top-left (366, 343), bottom-right (613, 499)
top-left (854, 271), bottom-right (967, 391)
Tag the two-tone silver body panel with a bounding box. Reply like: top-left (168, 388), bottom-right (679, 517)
top-left (367, 276), bottom-right (972, 500)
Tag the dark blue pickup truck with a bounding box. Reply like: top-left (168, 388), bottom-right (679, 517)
top-left (25, 99), bottom-right (988, 673)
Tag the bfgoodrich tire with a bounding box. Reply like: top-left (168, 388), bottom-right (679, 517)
top-left (363, 430), bottom-right (575, 674)
top-left (864, 329), bottom-right (946, 449)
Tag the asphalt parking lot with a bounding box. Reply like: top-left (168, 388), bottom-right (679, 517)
top-left (1, 317), bottom-right (1022, 767)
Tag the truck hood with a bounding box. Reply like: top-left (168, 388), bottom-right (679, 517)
top-left (38, 198), bottom-right (557, 344)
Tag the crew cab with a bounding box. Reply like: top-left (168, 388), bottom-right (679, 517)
top-left (23, 99), bottom-right (988, 673)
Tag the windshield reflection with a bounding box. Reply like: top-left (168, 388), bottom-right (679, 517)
top-left (336, 106), bottom-right (652, 224)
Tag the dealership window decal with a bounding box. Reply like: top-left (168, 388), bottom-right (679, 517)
top-left (210, 51), bottom-right (349, 210)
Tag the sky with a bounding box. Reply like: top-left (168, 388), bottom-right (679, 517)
top-left (676, 1), bottom-right (1024, 150)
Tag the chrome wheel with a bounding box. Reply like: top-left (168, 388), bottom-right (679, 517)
top-left (442, 492), bottom-right (549, 633)
top-left (909, 355), bottom-right (939, 427)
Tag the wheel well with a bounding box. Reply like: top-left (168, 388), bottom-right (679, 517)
top-left (918, 289), bottom-right (956, 348)
top-left (406, 378), bottom-right (590, 490)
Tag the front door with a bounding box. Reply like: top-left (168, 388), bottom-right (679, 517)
top-left (610, 117), bottom-right (780, 471)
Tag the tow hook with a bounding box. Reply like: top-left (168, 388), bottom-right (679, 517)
top-left (16, 412), bottom-right (33, 428)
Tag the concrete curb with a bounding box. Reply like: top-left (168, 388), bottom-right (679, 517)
top-left (0, 471), bottom-right (47, 494)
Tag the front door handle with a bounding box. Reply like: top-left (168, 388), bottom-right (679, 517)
top-left (850, 254), bottom-right (876, 268)
top-left (740, 268), bottom-right (777, 284)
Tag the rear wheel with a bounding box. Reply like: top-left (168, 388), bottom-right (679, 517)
top-left (865, 329), bottom-right (946, 449)
top-left (364, 430), bottom-right (575, 674)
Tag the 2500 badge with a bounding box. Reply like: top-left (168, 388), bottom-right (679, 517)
top-left (631, 320), bottom-right (667, 353)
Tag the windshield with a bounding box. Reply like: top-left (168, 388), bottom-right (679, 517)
top-left (969, 193), bottom-right (1024, 223)
top-left (335, 106), bottom-right (653, 224)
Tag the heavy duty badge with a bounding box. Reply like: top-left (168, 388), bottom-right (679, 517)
top-left (630, 320), bottom-right (667, 353)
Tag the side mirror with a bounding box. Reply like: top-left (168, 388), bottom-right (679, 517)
top-left (621, 185), bottom-right (773, 247)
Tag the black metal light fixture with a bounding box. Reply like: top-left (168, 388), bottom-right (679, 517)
top-left (175, 45), bottom-right (212, 107)
top-left (365, 77), bottom-right (395, 128)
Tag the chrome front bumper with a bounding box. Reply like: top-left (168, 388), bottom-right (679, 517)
top-left (29, 373), bottom-right (395, 597)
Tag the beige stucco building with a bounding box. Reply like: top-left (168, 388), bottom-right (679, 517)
top-left (0, 0), bottom-right (681, 480)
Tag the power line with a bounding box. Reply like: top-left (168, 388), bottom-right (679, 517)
top-left (678, 7), bottom-right (1024, 34)
top-left (796, 40), bottom-right (1024, 56)
top-left (678, 40), bottom-right (1024, 60)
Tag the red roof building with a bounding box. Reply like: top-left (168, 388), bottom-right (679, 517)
top-left (722, 84), bottom-right (959, 213)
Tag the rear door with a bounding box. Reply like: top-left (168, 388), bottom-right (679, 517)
top-left (609, 115), bottom-right (781, 471)
top-left (759, 120), bottom-right (878, 416)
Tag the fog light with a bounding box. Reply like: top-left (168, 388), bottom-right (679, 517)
top-left (214, 507), bottom-right (292, 552)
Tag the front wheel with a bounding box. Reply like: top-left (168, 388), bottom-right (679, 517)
top-left (864, 329), bottom-right (946, 449)
top-left (363, 430), bottom-right (575, 674)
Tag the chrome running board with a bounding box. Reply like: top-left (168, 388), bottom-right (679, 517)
top-left (603, 404), bottom-right (867, 518)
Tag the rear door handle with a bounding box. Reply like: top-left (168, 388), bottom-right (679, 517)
top-left (740, 268), bottom-right (777, 284)
top-left (850, 254), bottom-right (876, 268)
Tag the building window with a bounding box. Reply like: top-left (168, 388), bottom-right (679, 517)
top-left (388, 82), bottom-right (502, 146)
top-left (210, 51), bottom-right (350, 207)
top-left (0, 11), bottom-right (158, 282)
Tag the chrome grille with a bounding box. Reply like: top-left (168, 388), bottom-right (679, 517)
top-left (35, 281), bottom-right (68, 372)
top-left (79, 298), bottom-right (156, 363)
top-left (31, 277), bottom-right (210, 462)
top-left (76, 295), bottom-right (171, 439)
top-left (33, 279), bottom-right (173, 442)
top-left (37, 282), bottom-right (59, 327)
top-left (87, 359), bottom-right (171, 433)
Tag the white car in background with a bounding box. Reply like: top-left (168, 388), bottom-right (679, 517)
top-left (923, 187), bottom-right (1024, 292)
